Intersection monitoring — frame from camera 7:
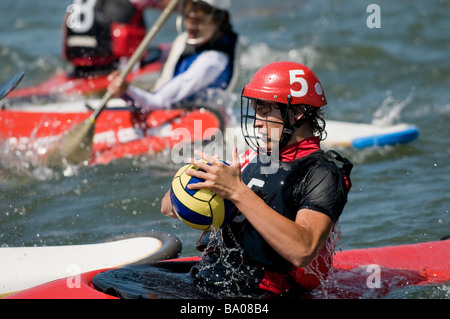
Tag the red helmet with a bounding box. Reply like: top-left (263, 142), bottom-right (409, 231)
top-left (241, 62), bottom-right (327, 153)
top-left (242, 61), bottom-right (327, 107)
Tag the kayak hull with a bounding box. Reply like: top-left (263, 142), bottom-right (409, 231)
top-left (5, 239), bottom-right (449, 299)
top-left (6, 44), bottom-right (170, 101)
top-left (3, 268), bottom-right (119, 299)
top-left (0, 231), bottom-right (182, 298)
top-left (0, 98), bottom-right (226, 165)
top-left (323, 120), bottom-right (419, 149)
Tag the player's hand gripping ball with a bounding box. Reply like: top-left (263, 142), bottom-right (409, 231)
top-left (170, 160), bottom-right (237, 231)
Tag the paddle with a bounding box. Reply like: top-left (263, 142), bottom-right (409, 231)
top-left (46, 0), bottom-right (180, 167)
top-left (0, 72), bottom-right (24, 101)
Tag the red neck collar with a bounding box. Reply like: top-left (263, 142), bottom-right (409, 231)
top-left (280, 136), bottom-right (321, 162)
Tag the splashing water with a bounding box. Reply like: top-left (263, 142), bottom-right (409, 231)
top-left (193, 229), bottom-right (264, 298)
top-left (0, 133), bottom-right (81, 180)
top-left (302, 223), bottom-right (343, 299)
top-left (192, 224), bottom-right (345, 299)
top-left (371, 90), bottom-right (414, 126)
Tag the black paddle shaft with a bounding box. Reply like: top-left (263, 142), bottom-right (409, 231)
top-left (0, 72), bottom-right (24, 101)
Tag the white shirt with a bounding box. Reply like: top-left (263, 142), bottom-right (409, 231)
top-left (126, 50), bottom-right (229, 111)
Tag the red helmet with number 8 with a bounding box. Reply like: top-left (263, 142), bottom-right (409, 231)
top-left (242, 61), bottom-right (327, 107)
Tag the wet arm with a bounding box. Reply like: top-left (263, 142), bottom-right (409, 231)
top-left (187, 149), bottom-right (333, 268)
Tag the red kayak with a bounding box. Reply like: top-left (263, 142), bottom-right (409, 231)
top-left (5, 239), bottom-right (449, 299)
top-left (6, 44), bottom-right (170, 101)
top-left (0, 98), bottom-right (226, 166)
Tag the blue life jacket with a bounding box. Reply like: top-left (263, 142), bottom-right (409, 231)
top-left (174, 31), bottom-right (238, 90)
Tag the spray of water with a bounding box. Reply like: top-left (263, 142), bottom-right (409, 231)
top-left (193, 229), bottom-right (264, 298)
top-left (192, 223), bottom-right (345, 299)
top-left (371, 90), bottom-right (414, 126)
top-left (0, 132), bottom-right (80, 180)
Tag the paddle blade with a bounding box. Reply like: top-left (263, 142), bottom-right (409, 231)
top-left (0, 72), bottom-right (24, 100)
top-left (46, 118), bottom-right (95, 167)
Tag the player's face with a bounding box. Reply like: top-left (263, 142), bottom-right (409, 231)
top-left (251, 100), bottom-right (284, 153)
top-left (182, 0), bottom-right (219, 46)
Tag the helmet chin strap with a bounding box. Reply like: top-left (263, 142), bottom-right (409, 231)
top-left (277, 95), bottom-right (307, 150)
top-left (279, 118), bottom-right (307, 150)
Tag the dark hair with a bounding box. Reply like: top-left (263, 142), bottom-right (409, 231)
top-left (216, 11), bottom-right (232, 33)
top-left (282, 103), bottom-right (327, 141)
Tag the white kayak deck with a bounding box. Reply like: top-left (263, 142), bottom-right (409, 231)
top-left (0, 233), bottom-right (181, 296)
top-left (324, 120), bottom-right (419, 149)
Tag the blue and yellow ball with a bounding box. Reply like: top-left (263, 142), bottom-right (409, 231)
top-left (170, 162), bottom-right (237, 231)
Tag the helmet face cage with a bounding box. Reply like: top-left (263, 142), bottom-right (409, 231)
top-left (240, 61), bottom-right (328, 153)
top-left (240, 95), bottom-right (289, 154)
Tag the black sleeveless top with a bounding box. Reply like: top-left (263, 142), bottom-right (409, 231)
top-left (220, 150), bottom-right (348, 273)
